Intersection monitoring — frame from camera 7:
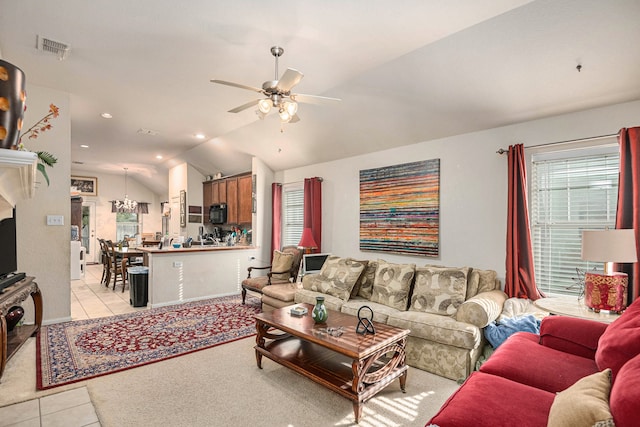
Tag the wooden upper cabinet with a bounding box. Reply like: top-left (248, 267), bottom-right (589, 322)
top-left (218, 180), bottom-right (227, 203)
top-left (238, 174), bottom-right (252, 225)
top-left (202, 172), bottom-right (251, 226)
top-left (226, 177), bottom-right (238, 224)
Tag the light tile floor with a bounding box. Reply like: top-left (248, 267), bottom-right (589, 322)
top-left (0, 264), bottom-right (148, 426)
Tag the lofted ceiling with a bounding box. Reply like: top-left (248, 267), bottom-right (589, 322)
top-left (1, 0), bottom-right (639, 196)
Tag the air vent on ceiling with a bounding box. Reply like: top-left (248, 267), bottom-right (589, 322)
top-left (36, 35), bottom-right (71, 61)
top-left (137, 128), bottom-right (159, 136)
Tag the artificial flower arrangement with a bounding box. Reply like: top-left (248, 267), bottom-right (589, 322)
top-left (17, 103), bottom-right (59, 186)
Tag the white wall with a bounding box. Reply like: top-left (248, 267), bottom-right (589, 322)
top-left (16, 85), bottom-right (71, 324)
top-left (276, 100), bottom-right (640, 284)
top-left (251, 157), bottom-right (275, 264)
top-left (168, 162), bottom-right (205, 239)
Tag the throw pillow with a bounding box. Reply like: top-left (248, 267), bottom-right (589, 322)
top-left (370, 260), bottom-right (415, 310)
top-left (476, 269), bottom-right (498, 293)
top-left (315, 256), bottom-right (366, 301)
top-left (271, 250), bottom-right (295, 280)
top-left (595, 296), bottom-right (640, 381)
top-left (349, 260), bottom-right (369, 299)
top-left (547, 369), bottom-right (614, 427)
top-left (357, 261), bottom-right (378, 299)
top-left (410, 266), bottom-right (469, 315)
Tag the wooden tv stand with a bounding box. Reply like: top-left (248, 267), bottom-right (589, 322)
top-left (0, 277), bottom-right (42, 381)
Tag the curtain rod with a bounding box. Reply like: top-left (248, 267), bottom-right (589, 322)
top-left (281, 177), bottom-right (324, 185)
top-left (496, 133), bottom-right (618, 155)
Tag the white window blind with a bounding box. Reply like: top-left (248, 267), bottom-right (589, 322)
top-left (531, 151), bottom-right (619, 296)
top-left (282, 185), bottom-right (303, 247)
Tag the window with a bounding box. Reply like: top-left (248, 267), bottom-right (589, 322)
top-left (116, 212), bottom-right (140, 242)
top-left (281, 183), bottom-right (304, 246)
top-left (531, 146), bottom-right (619, 296)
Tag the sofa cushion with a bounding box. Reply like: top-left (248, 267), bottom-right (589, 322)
top-left (301, 257), bottom-right (366, 301)
top-left (262, 282), bottom-right (299, 302)
top-left (410, 266), bottom-right (468, 315)
top-left (479, 332), bottom-right (599, 393)
top-left (341, 299), bottom-right (400, 324)
top-left (356, 260), bottom-right (377, 299)
top-left (455, 289), bottom-right (507, 328)
top-left (427, 371), bottom-right (555, 427)
top-left (610, 353), bottom-right (640, 427)
top-left (595, 296), bottom-right (640, 381)
top-left (271, 250), bottom-right (295, 280)
top-left (348, 260), bottom-right (369, 298)
top-left (540, 316), bottom-right (608, 360)
top-left (387, 310), bottom-right (482, 350)
top-left (294, 289), bottom-right (344, 312)
top-left (547, 369), bottom-right (614, 427)
top-left (370, 260), bottom-right (415, 310)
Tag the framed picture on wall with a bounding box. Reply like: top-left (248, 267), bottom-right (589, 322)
top-left (70, 176), bottom-right (98, 196)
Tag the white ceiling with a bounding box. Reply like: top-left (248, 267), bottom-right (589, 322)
top-left (1, 0), bottom-right (639, 196)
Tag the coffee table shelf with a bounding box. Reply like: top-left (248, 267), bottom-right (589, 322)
top-left (254, 303), bottom-right (409, 422)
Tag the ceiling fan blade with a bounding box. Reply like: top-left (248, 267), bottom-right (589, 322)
top-left (210, 79), bottom-right (263, 93)
top-left (292, 93), bottom-right (342, 105)
top-left (276, 68), bottom-right (304, 93)
top-left (228, 99), bottom-right (260, 113)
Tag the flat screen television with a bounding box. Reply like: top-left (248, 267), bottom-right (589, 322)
top-left (302, 253), bottom-right (330, 276)
top-left (0, 213), bottom-right (18, 288)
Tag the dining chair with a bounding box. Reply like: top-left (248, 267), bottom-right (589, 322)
top-left (106, 240), bottom-right (127, 291)
top-left (98, 238), bottom-right (110, 286)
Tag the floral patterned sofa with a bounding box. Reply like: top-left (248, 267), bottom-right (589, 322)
top-left (261, 256), bottom-right (507, 381)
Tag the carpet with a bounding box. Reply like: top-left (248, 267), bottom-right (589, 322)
top-left (36, 295), bottom-right (261, 390)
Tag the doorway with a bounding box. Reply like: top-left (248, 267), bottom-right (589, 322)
top-left (81, 201), bottom-right (97, 263)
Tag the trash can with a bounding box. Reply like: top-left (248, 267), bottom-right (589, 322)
top-left (128, 266), bottom-right (149, 307)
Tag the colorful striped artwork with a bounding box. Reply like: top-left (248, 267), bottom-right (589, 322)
top-left (359, 159), bottom-right (440, 257)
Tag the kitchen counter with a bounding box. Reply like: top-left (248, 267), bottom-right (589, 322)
top-left (139, 245), bottom-right (254, 254)
top-left (141, 245), bottom-right (259, 308)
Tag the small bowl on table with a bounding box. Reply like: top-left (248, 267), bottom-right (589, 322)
top-left (172, 243), bottom-right (181, 249)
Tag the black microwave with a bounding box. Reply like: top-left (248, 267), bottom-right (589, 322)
top-left (209, 203), bottom-right (227, 224)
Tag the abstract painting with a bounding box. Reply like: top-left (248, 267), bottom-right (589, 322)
top-left (360, 159), bottom-right (440, 257)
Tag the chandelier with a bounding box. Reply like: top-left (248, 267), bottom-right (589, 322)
top-left (114, 168), bottom-right (137, 212)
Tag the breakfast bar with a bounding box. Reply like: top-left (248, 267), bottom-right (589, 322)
top-left (139, 245), bottom-right (259, 308)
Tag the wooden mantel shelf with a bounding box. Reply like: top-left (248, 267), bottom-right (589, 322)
top-left (0, 149), bottom-right (38, 218)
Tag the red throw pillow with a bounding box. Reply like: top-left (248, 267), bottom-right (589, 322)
top-left (610, 353), bottom-right (640, 427)
top-left (595, 297), bottom-right (640, 380)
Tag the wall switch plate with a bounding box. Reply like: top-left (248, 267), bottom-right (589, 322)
top-left (173, 261), bottom-right (183, 268)
top-left (46, 215), bottom-right (64, 226)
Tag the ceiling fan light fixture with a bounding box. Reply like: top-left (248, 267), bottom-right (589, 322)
top-left (284, 101), bottom-right (298, 116)
top-left (258, 99), bottom-right (272, 114)
top-left (279, 108), bottom-right (292, 122)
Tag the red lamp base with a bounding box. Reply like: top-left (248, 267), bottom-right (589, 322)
top-left (584, 272), bottom-right (628, 314)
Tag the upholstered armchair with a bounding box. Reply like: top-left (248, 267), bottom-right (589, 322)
top-left (241, 245), bottom-right (303, 304)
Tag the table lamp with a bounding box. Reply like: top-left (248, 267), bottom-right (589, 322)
top-left (581, 229), bottom-right (638, 313)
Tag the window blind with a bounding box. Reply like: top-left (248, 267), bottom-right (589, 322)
top-left (531, 152), bottom-right (619, 296)
top-left (282, 187), bottom-right (304, 247)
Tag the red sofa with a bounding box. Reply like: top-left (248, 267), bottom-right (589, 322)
top-left (427, 297), bottom-right (640, 427)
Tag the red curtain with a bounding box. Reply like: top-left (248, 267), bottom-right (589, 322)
top-left (615, 127), bottom-right (640, 306)
top-left (506, 144), bottom-right (544, 300)
top-left (271, 183), bottom-right (282, 254)
top-left (303, 177), bottom-right (322, 253)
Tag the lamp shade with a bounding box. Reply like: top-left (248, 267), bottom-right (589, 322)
top-left (298, 227), bottom-right (318, 250)
top-left (581, 229), bottom-right (638, 263)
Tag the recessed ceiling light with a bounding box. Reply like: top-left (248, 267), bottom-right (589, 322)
top-left (80, 144), bottom-right (89, 148)
top-left (100, 112), bottom-right (113, 119)
top-left (195, 133), bottom-right (206, 140)
top-left (156, 155), bottom-right (163, 159)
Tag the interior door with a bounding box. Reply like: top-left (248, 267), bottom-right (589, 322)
top-left (81, 201), bottom-right (97, 263)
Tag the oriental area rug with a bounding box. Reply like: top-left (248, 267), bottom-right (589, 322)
top-left (36, 295), bottom-right (261, 390)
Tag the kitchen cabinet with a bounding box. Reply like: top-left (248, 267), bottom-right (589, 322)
top-left (202, 172), bottom-right (251, 225)
top-left (238, 174), bottom-right (252, 224)
top-left (226, 177), bottom-right (238, 224)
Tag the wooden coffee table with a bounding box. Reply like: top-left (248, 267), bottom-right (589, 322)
top-left (254, 303), bottom-right (409, 422)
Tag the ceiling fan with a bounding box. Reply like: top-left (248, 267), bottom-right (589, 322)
top-left (211, 46), bottom-right (340, 124)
